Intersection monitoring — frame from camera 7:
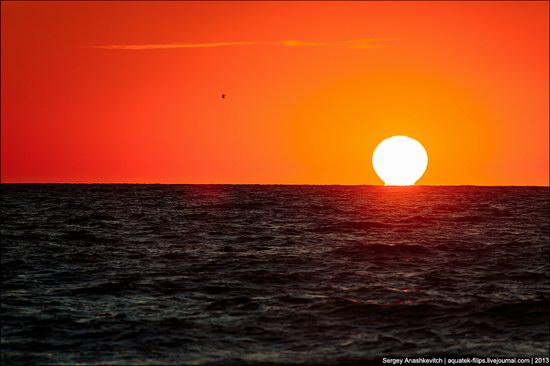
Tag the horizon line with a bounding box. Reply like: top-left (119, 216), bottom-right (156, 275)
top-left (1, 182), bottom-right (548, 187)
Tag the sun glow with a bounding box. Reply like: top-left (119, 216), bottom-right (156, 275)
top-left (372, 136), bottom-right (428, 186)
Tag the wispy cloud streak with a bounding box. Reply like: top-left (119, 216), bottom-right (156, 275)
top-left (89, 38), bottom-right (388, 50)
top-left (280, 38), bottom-right (387, 49)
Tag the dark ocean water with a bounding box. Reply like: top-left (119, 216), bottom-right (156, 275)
top-left (1, 185), bottom-right (549, 365)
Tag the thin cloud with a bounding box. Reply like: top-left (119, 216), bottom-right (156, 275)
top-left (93, 41), bottom-right (261, 50)
top-left (280, 38), bottom-right (387, 49)
top-left (89, 38), bottom-right (388, 50)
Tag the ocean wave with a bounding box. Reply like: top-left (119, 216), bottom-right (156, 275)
top-left (1, 185), bottom-right (548, 365)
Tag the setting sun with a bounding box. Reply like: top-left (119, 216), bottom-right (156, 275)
top-left (372, 136), bottom-right (428, 186)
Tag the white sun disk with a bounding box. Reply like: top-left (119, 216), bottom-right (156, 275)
top-left (372, 136), bottom-right (428, 186)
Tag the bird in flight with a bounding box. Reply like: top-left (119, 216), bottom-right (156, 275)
top-left (221, 94), bottom-right (225, 99)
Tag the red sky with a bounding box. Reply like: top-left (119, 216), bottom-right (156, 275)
top-left (1, 1), bottom-right (548, 185)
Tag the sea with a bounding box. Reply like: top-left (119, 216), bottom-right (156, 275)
top-left (1, 185), bottom-right (549, 365)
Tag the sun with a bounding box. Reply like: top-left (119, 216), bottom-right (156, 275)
top-left (372, 136), bottom-right (428, 186)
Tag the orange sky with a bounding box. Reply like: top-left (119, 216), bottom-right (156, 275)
top-left (1, 1), bottom-right (548, 185)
